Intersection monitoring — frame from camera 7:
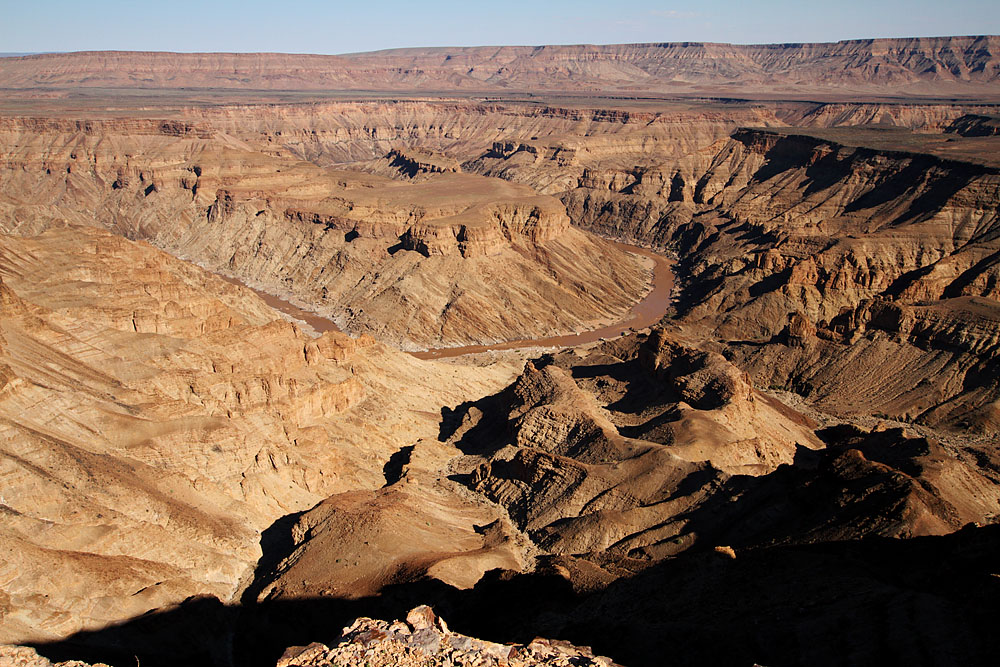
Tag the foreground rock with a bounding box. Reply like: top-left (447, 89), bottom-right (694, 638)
top-left (0, 645), bottom-right (106, 667)
top-left (277, 606), bottom-right (617, 667)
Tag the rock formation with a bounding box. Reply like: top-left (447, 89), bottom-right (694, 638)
top-left (0, 225), bottom-right (519, 644)
top-left (449, 330), bottom-right (1000, 560)
top-left (0, 116), bottom-right (650, 349)
top-left (2, 38), bottom-right (1000, 667)
top-left (276, 606), bottom-right (618, 667)
top-left (1, 37), bottom-right (998, 99)
top-left (466, 109), bottom-right (1000, 438)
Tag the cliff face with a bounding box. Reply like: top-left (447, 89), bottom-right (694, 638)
top-left (469, 114), bottom-right (1000, 435)
top-left (1, 37), bottom-right (998, 98)
top-left (0, 225), bottom-right (518, 644)
top-left (0, 114), bottom-right (650, 349)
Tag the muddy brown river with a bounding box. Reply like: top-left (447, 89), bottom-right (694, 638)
top-left (220, 240), bottom-right (674, 360)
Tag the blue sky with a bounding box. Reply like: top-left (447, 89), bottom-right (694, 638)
top-left (2, 0), bottom-right (998, 54)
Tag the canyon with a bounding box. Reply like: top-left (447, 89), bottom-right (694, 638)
top-left (1, 38), bottom-right (1000, 667)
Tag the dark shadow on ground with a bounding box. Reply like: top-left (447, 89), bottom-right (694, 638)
top-left (28, 523), bottom-right (1000, 667)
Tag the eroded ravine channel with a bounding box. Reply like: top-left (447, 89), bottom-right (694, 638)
top-left (221, 239), bottom-right (674, 359)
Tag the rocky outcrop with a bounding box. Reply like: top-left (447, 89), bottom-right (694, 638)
top-left (0, 645), bottom-right (106, 667)
top-left (451, 329), bottom-right (1000, 562)
top-left (248, 438), bottom-right (533, 602)
top-left (946, 113), bottom-right (1000, 136)
top-left (277, 606), bottom-right (618, 667)
top-left (444, 330), bottom-right (840, 556)
top-left (385, 148), bottom-right (461, 177)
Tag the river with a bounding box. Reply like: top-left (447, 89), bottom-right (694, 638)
top-left (219, 240), bottom-right (674, 360)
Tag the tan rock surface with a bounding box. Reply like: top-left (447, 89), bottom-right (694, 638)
top-left (0, 225), bottom-right (519, 643)
top-left (276, 605), bottom-right (618, 667)
top-left (1, 38), bottom-right (998, 100)
top-left (0, 645), bottom-right (105, 667)
top-left (0, 116), bottom-right (650, 349)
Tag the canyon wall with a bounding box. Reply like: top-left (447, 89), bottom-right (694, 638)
top-left (1, 37), bottom-right (998, 98)
top-left (0, 225), bottom-right (519, 644)
top-left (0, 114), bottom-right (651, 349)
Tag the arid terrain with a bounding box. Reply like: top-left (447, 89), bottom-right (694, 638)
top-left (1, 38), bottom-right (1000, 667)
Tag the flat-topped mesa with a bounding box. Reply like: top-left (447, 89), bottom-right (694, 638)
top-left (2, 37), bottom-right (998, 98)
top-left (386, 147), bottom-right (461, 176)
top-left (276, 173), bottom-right (572, 258)
top-left (399, 197), bottom-right (570, 257)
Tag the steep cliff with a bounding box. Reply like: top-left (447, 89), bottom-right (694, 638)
top-left (0, 225), bottom-right (518, 644)
top-left (0, 115), bottom-right (650, 349)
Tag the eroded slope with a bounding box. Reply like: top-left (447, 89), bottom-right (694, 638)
top-left (0, 225), bottom-right (518, 643)
top-left (0, 117), bottom-right (649, 349)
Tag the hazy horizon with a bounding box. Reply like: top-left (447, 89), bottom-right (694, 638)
top-left (3, 33), bottom-right (1000, 60)
top-left (2, 0), bottom-right (998, 55)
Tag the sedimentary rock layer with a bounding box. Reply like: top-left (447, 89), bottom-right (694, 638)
top-left (1, 37), bottom-right (998, 98)
top-left (0, 225), bottom-right (517, 643)
top-left (0, 114), bottom-right (650, 349)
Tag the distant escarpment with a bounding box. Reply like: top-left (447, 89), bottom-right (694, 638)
top-left (1, 37), bottom-right (998, 98)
